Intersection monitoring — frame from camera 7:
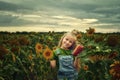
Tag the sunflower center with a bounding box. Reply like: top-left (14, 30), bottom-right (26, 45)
top-left (46, 52), bottom-right (50, 56)
top-left (38, 46), bottom-right (41, 49)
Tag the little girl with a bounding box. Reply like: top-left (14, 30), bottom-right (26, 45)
top-left (50, 32), bottom-right (81, 80)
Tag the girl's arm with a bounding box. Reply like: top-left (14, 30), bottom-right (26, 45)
top-left (50, 60), bottom-right (56, 68)
top-left (74, 57), bottom-right (81, 71)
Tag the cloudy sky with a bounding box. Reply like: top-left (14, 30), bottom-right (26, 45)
top-left (0, 0), bottom-right (120, 33)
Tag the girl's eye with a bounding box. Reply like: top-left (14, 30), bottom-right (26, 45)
top-left (66, 38), bottom-right (68, 41)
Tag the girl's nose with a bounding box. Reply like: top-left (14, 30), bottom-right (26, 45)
top-left (66, 41), bottom-right (70, 44)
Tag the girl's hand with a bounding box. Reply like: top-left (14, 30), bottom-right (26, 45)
top-left (74, 57), bottom-right (81, 71)
top-left (50, 60), bottom-right (56, 68)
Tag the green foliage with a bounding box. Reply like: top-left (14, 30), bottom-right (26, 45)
top-left (0, 31), bottom-right (120, 80)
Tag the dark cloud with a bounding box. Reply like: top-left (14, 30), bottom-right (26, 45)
top-left (0, 14), bottom-right (18, 25)
top-left (0, 14), bottom-right (33, 26)
top-left (0, 0), bottom-right (120, 32)
top-left (0, 1), bottom-right (31, 12)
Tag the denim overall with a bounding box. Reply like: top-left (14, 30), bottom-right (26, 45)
top-left (57, 55), bottom-right (78, 80)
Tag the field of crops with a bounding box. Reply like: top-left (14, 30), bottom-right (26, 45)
top-left (0, 28), bottom-right (120, 80)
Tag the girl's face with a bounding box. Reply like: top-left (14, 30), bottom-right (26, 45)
top-left (61, 35), bottom-right (75, 50)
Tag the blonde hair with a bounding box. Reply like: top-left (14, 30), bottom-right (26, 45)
top-left (58, 32), bottom-right (77, 50)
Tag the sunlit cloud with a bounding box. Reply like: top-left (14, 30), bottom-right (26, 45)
top-left (0, 0), bottom-right (120, 33)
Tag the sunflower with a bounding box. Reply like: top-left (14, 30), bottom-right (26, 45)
top-left (71, 29), bottom-right (82, 39)
top-left (52, 46), bottom-right (57, 51)
top-left (83, 65), bottom-right (89, 71)
top-left (108, 51), bottom-right (118, 59)
top-left (35, 43), bottom-right (43, 57)
top-left (71, 29), bottom-right (80, 36)
top-left (43, 47), bottom-right (53, 60)
top-left (109, 60), bottom-right (120, 79)
top-left (89, 55), bottom-right (105, 62)
top-left (86, 27), bottom-right (95, 36)
top-left (28, 53), bottom-right (33, 61)
top-left (94, 36), bottom-right (104, 43)
top-left (76, 33), bottom-right (82, 39)
top-left (89, 55), bottom-right (98, 62)
top-left (107, 35), bottom-right (119, 47)
top-left (18, 36), bottom-right (30, 45)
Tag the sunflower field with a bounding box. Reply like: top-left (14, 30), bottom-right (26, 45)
top-left (0, 28), bottom-right (120, 80)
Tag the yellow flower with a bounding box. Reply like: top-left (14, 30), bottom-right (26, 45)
top-left (89, 55), bottom-right (98, 62)
top-left (86, 27), bottom-right (95, 36)
top-left (71, 29), bottom-right (82, 39)
top-left (109, 69), bottom-right (115, 75)
top-left (35, 43), bottom-right (43, 57)
top-left (109, 60), bottom-right (120, 79)
top-left (28, 53), bottom-right (33, 61)
top-left (35, 43), bottom-right (43, 52)
top-left (83, 65), bottom-right (89, 71)
top-left (76, 33), bottom-right (82, 39)
top-left (52, 46), bottom-right (57, 51)
top-left (108, 51), bottom-right (118, 59)
top-left (43, 47), bottom-right (53, 60)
